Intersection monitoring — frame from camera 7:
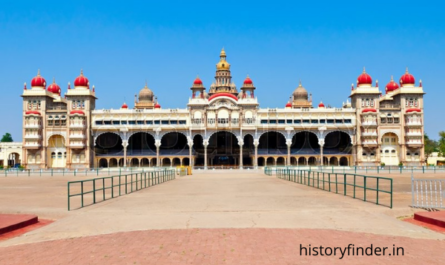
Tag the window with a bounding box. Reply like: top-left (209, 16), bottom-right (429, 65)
top-left (391, 150), bottom-right (396, 153)
top-left (385, 150), bottom-right (389, 153)
top-left (104, 120), bottom-right (112, 125)
top-left (381, 118), bottom-right (386, 123)
top-left (362, 153), bottom-right (367, 156)
top-left (57, 152), bottom-right (62, 158)
top-left (278, 120), bottom-right (285, 124)
top-left (387, 118), bottom-right (393, 123)
top-left (122, 121), bottom-right (128, 125)
top-left (146, 121), bottom-right (153, 125)
top-left (294, 120), bottom-right (301, 124)
top-left (161, 120), bottom-right (169, 125)
top-left (154, 120), bottom-right (161, 125)
top-left (286, 120), bottom-right (292, 124)
top-left (394, 118), bottom-right (399, 123)
top-left (415, 152), bottom-right (419, 156)
top-left (48, 120), bottom-right (53, 126)
top-left (319, 119), bottom-right (326, 124)
top-left (129, 120), bottom-right (136, 125)
top-left (137, 121), bottom-right (144, 125)
top-left (95, 121), bottom-right (102, 125)
top-left (311, 120), bottom-right (318, 124)
top-left (269, 120), bottom-right (277, 124)
top-left (407, 152), bottom-right (411, 156)
top-left (51, 152), bottom-right (56, 159)
top-left (179, 120), bottom-right (186, 125)
top-left (335, 119), bottom-right (342, 124)
top-left (302, 120), bottom-right (310, 124)
top-left (113, 121), bottom-right (120, 125)
top-left (327, 119), bottom-right (334, 124)
top-left (344, 119), bottom-right (352, 124)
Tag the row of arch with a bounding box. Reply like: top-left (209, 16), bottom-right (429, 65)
top-left (95, 130), bottom-right (352, 155)
top-left (257, 156), bottom-right (349, 166)
top-left (98, 157), bottom-right (190, 168)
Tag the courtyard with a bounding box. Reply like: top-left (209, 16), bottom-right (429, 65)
top-left (0, 169), bottom-right (444, 264)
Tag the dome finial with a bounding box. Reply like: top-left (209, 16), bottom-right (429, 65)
top-left (37, 69), bottom-right (41, 76)
top-left (406, 67), bottom-right (409, 73)
top-left (363, 67), bottom-right (366, 73)
top-left (390, 75), bottom-right (394, 81)
top-left (299, 79), bottom-right (302, 87)
top-left (80, 69), bottom-right (83, 76)
top-left (53, 77), bottom-right (56, 84)
top-left (220, 47), bottom-right (226, 57)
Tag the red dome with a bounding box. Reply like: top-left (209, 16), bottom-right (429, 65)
top-left (318, 102), bottom-right (325, 108)
top-left (285, 102), bottom-right (292, 108)
top-left (74, 70), bottom-right (89, 87)
top-left (47, 80), bottom-right (61, 95)
top-left (154, 103), bottom-right (161, 109)
top-left (121, 103), bottom-right (128, 109)
top-left (385, 77), bottom-right (399, 93)
top-left (243, 76), bottom-right (253, 85)
top-left (400, 68), bottom-right (415, 86)
top-left (70, 110), bottom-right (85, 115)
top-left (357, 68), bottom-right (372, 86)
top-left (31, 70), bottom-right (46, 87)
top-left (193, 77), bottom-right (203, 85)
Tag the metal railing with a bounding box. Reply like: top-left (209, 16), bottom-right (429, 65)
top-left (0, 167), bottom-right (175, 177)
top-left (411, 175), bottom-right (445, 209)
top-left (265, 167), bottom-right (393, 208)
top-left (262, 165), bottom-right (445, 174)
top-left (67, 168), bottom-right (175, 211)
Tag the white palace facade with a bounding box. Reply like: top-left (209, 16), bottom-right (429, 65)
top-left (21, 49), bottom-right (426, 169)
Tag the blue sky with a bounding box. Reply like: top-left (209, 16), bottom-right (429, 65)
top-left (1, 1), bottom-right (444, 140)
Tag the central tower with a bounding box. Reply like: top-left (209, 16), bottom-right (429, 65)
top-left (208, 48), bottom-right (238, 96)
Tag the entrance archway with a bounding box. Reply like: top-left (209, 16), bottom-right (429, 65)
top-left (48, 135), bottom-right (66, 168)
top-left (381, 133), bottom-right (399, 165)
top-left (259, 132), bottom-right (286, 155)
top-left (208, 131), bottom-right (239, 166)
top-left (128, 132), bottom-right (156, 156)
top-left (7, 153), bottom-right (20, 167)
top-left (193, 134), bottom-right (204, 166)
top-left (95, 133), bottom-right (123, 156)
top-left (324, 131), bottom-right (352, 155)
top-left (291, 131), bottom-right (319, 155)
top-left (340, 157), bottom-right (348, 166)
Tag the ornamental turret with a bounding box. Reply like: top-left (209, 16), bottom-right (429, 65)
top-left (209, 48), bottom-right (238, 95)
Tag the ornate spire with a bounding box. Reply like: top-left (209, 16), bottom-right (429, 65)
top-left (376, 79), bottom-right (378, 87)
top-left (80, 69), bottom-right (84, 76)
top-left (24, 82), bottom-right (27, 90)
top-left (363, 67), bottom-right (366, 73)
top-left (37, 69), bottom-right (40, 76)
top-left (68, 82), bottom-right (71, 90)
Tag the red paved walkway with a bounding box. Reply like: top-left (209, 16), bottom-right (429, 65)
top-left (0, 228), bottom-right (444, 264)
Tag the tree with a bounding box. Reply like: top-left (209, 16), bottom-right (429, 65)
top-left (438, 131), bottom-right (445, 157)
top-left (0, 133), bottom-right (13, 142)
top-left (424, 133), bottom-right (438, 163)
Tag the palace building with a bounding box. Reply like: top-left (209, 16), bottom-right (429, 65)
top-left (21, 49), bottom-right (425, 169)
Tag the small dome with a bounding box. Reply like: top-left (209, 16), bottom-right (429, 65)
top-left (357, 68), bottom-right (372, 86)
top-left (74, 70), bottom-right (89, 87)
top-left (285, 102), bottom-right (292, 108)
top-left (293, 82), bottom-right (308, 100)
top-left (193, 77), bottom-right (203, 85)
top-left (138, 83), bottom-right (154, 102)
top-left (400, 68), bottom-right (415, 86)
top-left (243, 76), bottom-right (253, 85)
top-left (47, 79), bottom-right (61, 95)
top-left (154, 102), bottom-right (161, 109)
top-left (385, 76), bottom-right (399, 93)
top-left (31, 70), bottom-right (46, 88)
top-left (318, 101), bottom-right (325, 108)
top-left (121, 102), bottom-right (128, 109)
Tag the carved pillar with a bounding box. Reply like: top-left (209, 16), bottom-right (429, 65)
top-left (122, 140), bottom-right (128, 167)
top-left (254, 139), bottom-right (259, 169)
top-left (319, 139), bottom-right (325, 166)
top-left (238, 138), bottom-right (244, 169)
top-left (187, 138), bottom-right (193, 167)
top-left (286, 139), bottom-right (292, 166)
top-left (203, 139), bottom-right (209, 169)
top-left (155, 140), bottom-right (161, 167)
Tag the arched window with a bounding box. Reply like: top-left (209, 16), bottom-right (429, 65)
top-left (51, 152), bottom-right (56, 159)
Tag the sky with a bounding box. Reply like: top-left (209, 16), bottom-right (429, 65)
top-left (1, 0), bottom-right (444, 140)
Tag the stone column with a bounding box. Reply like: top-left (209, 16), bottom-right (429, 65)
top-left (318, 139), bottom-right (325, 166)
top-left (155, 140), bottom-right (161, 167)
top-left (122, 140), bottom-right (128, 167)
top-left (187, 139), bottom-right (193, 167)
top-left (238, 139), bottom-right (244, 169)
top-left (203, 140), bottom-right (209, 169)
top-left (286, 140), bottom-right (292, 166)
top-left (254, 139), bottom-right (259, 169)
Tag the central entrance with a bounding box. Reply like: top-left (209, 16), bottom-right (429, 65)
top-left (208, 131), bottom-right (239, 166)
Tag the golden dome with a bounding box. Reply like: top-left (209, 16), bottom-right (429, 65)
top-left (293, 81), bottom-right (308, 100)
top-left (138, 83), bottom-right (154, 102)
top-left (216, 48), bottom-right (230, 70)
